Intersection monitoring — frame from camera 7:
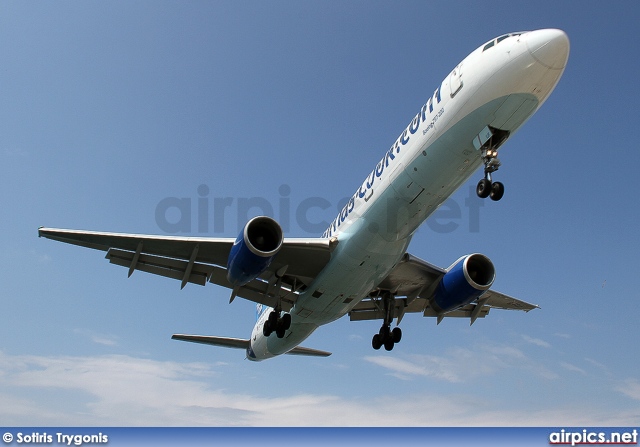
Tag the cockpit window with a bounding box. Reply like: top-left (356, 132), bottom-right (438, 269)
top-left (482, 33), bottom-right (523, 52)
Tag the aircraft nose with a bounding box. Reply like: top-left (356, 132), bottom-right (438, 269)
top-left (525, 29), bottom-right (570, 70)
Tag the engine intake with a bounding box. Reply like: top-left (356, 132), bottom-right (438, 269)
top-left (226, 216), bottom-right (283, 287)
top-left (430, 253), bottom-right (495, 313)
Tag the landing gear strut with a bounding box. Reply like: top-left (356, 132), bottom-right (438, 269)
top-left (371, 291), bottom-right (402, 351)
top-left (476, 148), bottom-right (504, 201)
top-left (263, 309), bottom-right (291, 339)
top-left (261, 267), bottom-right (292, 339)
top-left (475, 126), bottom-right (509, 201)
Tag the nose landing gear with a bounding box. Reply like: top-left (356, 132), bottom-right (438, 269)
top-left (476, 148), bottom-right (505, 201)
top-left (477, 178), bottom-right (505, 201)
top-left (475, 126), bottom-right (509, 201)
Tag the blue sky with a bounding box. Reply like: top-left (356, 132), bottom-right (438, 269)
top-left (1, 0), bottom-right (639, 426)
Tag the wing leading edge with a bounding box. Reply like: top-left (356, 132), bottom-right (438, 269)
top-left (350, 252), bottom-right (539, 325)
top-left (38, 227), bottom-right (334, 310)
top-left (39, 228), bottom-right (536, 331)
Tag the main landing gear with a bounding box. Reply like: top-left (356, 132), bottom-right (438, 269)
top-left (261, 266), bottom-right (292, 339)
top-left (371, 291), bottom-right (402, 351)
top-left (263, 309), bottom-right (291, 339)
top-left (476, 148), bottom-right (505, 201)
top-left (372, 324), bottom-right (402, 351)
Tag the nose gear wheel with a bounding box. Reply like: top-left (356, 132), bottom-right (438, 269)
top-left (475, 127), bottom-right (509, 201)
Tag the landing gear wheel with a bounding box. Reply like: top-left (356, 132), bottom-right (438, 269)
top-left (477, 130), bottom-right (509, 201)
top-left (372, 334), bottom-right (382, 350)
top-left (268, 311), bottom-right (278, 328)
top-left (392, 327), bottom-right (402, 343)
top-left (373, 325), bottom-right (402, 351)
top-left (371, 291), bottom-right (404, 351)
top-left (384, 338), bottom-right (395, 351)
top-left (263, 310), bottom-right (292, 338)
top-left (281, 313), bottom-right (292, 330)
top-left (476, 179), bottom-right (492, 199)
top-left (489, 181), bottom-right (504, 201)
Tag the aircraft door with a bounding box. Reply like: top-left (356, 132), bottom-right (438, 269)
top-left (450, 63), bottom-right (463, 98)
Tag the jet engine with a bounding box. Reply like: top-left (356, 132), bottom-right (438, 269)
top-left (226, 216), bottom-right (283, 287)
top-left (430, 254), bottom-right (495, 313)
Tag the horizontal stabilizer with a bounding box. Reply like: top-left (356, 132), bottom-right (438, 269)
top-left (172, 334), bottom-right (249, 349)
top-left (284, 345), bottom-right (332, 357)
top-left (171, 334), bottom-right (332, 357)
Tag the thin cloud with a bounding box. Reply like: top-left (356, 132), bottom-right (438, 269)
top-left (615, 378), bottom-right (640, 401)
top-left (584, 357), bottom-right (612, 376)
top-left (560, 362), bottom-right (587, 376)
top-left (0, 351), bottom-right (635, 426)
top-left (73, 329), bottom-right (119, 346)
top-left (522, 334), bottom-right (551, 348)
top-left (364, 355), bottom-right (463, 382)
top-left (554, 333), bottom-right (571, 339)
top-left (365, 344), bottom-right (536, 383)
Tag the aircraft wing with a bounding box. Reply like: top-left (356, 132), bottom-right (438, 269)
top-left (171, 334), bottom-right (331, 357)
top-left (349, 252), bottom-right (539, 325)
top-left (38, 227), bottom-right (334, 311)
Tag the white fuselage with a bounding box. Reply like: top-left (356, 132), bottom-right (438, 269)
top-left (247, 29), bottom-right (569, 361)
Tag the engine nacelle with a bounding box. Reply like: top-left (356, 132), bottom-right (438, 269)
top-left (430, 254), bottom-right (495, 313)
top-left (226, 216), bottom-right (283, 287)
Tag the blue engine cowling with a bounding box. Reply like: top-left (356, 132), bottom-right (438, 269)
top-left (226, 216), bottom-right (283, 287)
top-left (430, 254), bottom-right (495, 313)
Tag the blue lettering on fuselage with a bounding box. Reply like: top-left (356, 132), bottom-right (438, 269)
top-left (322, 86), bottom-right (444, 238)
top-left (384, 146), bottom-right (396, 167)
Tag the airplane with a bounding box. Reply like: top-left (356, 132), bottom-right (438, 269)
top-left (39, 29), bottom-right (569, 361)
